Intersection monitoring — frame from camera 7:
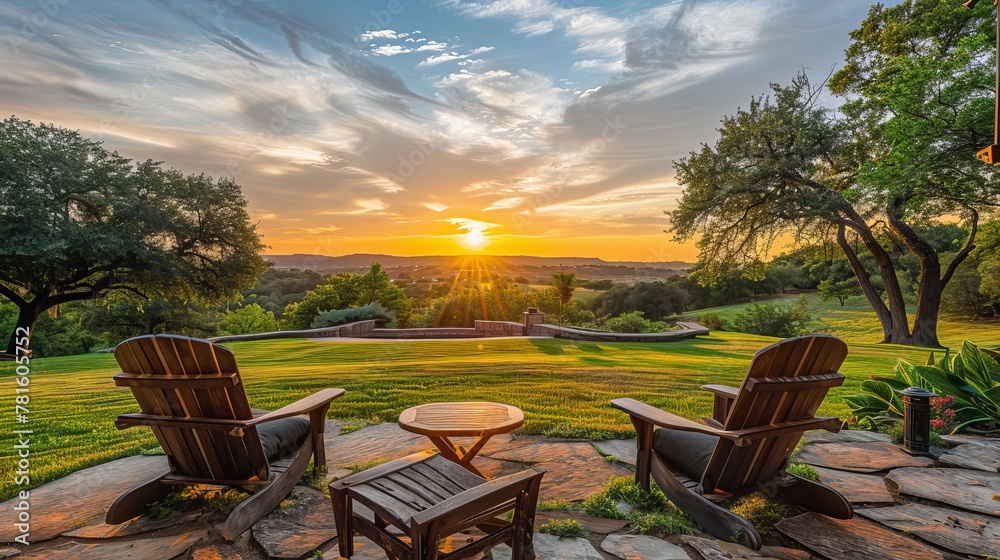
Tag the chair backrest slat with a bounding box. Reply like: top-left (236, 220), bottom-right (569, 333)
top-left (702, 335), bottom-right (848, 494)
top-left (114, 334), bottom-right (268, 483)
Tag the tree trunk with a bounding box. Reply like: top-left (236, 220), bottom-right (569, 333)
top-left (5, 304), bottom-right (41, 356)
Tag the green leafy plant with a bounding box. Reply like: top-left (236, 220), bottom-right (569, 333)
top-left (846, 341), bottom-right (1000, 433)
top-left (786, 462), bottom-right (819, 482)
top-left (538, 518), bottom-right (585, 538)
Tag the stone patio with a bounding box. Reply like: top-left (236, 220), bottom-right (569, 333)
top-left (1, 423), bottom-right (997, 559)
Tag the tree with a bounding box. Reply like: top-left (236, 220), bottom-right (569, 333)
top-left (818, 278), bottom-right (861, 307)
top-left (550, 272), bottom-right (577, 325)
top-left (0, 117), bottom-right (266, 355)
top-left (582, 279), bottom-right (613, 291)
top-left (219, 304), bottom-right (278, 335)
top-left (281, 263), bottom-right (409, 329)
top-left (670, 2), bottom-right (1000, 347)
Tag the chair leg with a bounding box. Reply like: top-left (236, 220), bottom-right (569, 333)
top-left (776, 473), bottom-right (853, 520)
top-left (310, 403), bottom-right (331, 471)
top-left (630, 417), bottom-right (653, 491)
top-left (330, 489), bottom-right (354, 558)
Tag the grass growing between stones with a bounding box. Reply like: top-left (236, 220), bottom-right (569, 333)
top-left (538, 518), bottom-right (586, 538)
top-left (0, 314), bottom-right (987, 501)
top-left (582, 475), bottom-right (695, 537)
top-left (729, 494), bottom-right (792, 538)
top-left (146, 486), bottom-right (249, 520)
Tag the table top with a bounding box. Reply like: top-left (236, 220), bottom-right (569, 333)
top-left (398, 401), bottom-right (524, 437)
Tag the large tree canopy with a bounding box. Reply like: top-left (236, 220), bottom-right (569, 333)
top-left (670, 0), bottom-right (1000, 347)
top-left (0, 117), bottom-right (266, 354)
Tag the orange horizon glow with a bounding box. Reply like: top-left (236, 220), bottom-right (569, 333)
top-left (260, 232), bottom-right (701, 263)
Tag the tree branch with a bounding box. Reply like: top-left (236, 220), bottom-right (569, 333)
top-left (941, 207), bottom-right (979, 287)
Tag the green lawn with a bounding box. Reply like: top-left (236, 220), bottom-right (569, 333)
top-left (0, 323), bottom-right (963, 501)
top-left (671, 292), bottom-right (1000, 349)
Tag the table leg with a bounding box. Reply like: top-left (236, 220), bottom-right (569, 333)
top-left (427, 435), bottom-right (490, 478)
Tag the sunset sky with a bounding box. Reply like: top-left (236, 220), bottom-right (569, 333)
top-left (1, 0), bottom-right (886, 261)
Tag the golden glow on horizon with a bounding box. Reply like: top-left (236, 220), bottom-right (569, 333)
top-left (261, 233), bottom-right (701, 262)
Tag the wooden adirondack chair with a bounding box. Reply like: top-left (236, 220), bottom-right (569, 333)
top-left (106, 334), bottom-right (345, 540)
top-left (611, 334), bottom-right (853, 549)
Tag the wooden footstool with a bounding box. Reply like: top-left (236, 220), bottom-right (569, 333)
top-left (330, 450), bottom-right (544, 560)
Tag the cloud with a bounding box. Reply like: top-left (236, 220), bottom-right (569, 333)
top-left (423, 202), bottom-right (450, 212)
top-left (360, 29), bottom-right (399, 41)
top-left (449, 217), bottom-right (500, 232)
top-left (416, 46), bottom-right (492, 67)
top-left (371, 44), bottom-right (412, 56)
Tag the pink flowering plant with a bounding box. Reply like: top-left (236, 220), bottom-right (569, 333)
top-left (929, 395), bottom-right (958, 435)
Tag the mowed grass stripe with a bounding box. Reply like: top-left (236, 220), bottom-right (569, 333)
top-left (0, 331), bottom-right (939, 500)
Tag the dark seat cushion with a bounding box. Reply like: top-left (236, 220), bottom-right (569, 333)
top-left (652, 427), bottom-right (719, 481)
top-left (257, 416), bottom-right (311, 461)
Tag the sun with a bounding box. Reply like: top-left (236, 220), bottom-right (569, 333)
top-left (464, 229), bottom-right (485, 247)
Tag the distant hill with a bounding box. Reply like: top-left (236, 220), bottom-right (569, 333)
top-left (263, 254), bottom-right (691, 281)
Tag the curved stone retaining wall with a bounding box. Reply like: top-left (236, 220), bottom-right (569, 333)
top-left (208, 320), bottom-right (376, 343)
top-left (528, 321), bottom-right (708, 342)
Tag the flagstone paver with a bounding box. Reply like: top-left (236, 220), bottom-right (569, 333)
top-left (62, 510), bottom-right (201, 539)
top-left (939, 434), bottom-right (1000, 449)
top-left (937, 443), bottom-right (1000, 472)
top-left (252, 486), bottom-right (338, 559)
top-left (493, 533), bottom-right (604, 560)
top-left (592, 439), bottom-right (638, 465)
top-left (602, 534), bottom-right (689, 559)
top-left (807, 466), bottom-right (895, 504)
top-left (802, 431), bottom-right (892, 444)
top-left (776, 513), bottom-right (961, 560)
top-left (15, 530), bottom-right (207, 560)
top-left (483, 438), bottom-right (632, 501)
top-left (856, 503), bottom-right (1000, 557)
top-left (324, 422), bottom-right (430, 468)
top-left (795, 442), bottom-right (934, 473)
top-left (537, 511), bottom-right (630, 534)
top-left (886, 467), bottom-right (1000, 517)
top-left (321, 536), bottom-right (389, 559)
top-left (0, 454), bottom-right (167, 543)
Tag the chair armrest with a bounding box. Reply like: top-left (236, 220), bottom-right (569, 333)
top-left (230, 388), bottom-right (345, 436)
top-left (611, 398), bottom-right (748, 444)
top-left (730, 417), bottom-right (843, 440)
top-left (701, 384), bottom-right (738, 424)
top-left (410, 467), bottom-right (545, 528)
top-left (701, 385), bottom-right (738, 399)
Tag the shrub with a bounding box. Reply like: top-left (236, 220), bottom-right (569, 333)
top-left (538, 518), bottom-right (585, 538)
top-left (311, 302), bottom-right (394, 328)
top-left (728, 302), bottom-right (809, 338)
top-left (602, 311), bottom-right (676, 333)
top-left (219, 303), bottom-right (278, 335)
top-left (697, 312), bottom-right (725, 331)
